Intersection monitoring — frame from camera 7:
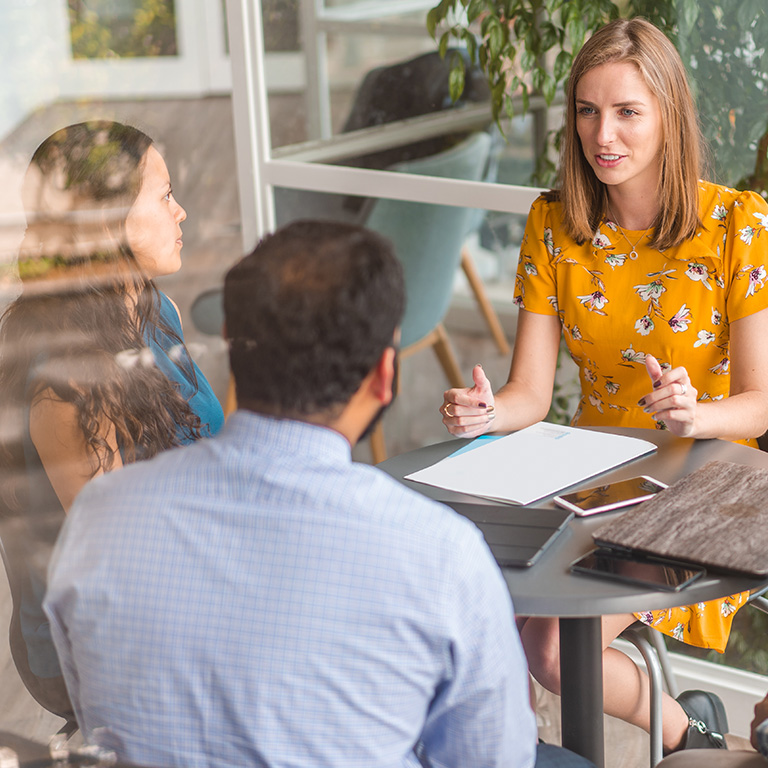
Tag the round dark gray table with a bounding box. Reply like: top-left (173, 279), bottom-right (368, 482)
top-left (379, 427), bottom-right (768, 768)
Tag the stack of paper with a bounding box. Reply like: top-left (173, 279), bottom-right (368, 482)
top-left (405, 422), bottom-right (656, 505)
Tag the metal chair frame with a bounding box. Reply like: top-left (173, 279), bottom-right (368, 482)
top-left (622, 590), bottom-right (768, 767)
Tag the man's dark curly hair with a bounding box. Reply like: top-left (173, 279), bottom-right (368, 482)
top-left (225, 220), bottom-right (404, 417)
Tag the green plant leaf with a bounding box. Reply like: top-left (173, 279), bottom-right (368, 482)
top-left (491, 78), bottom-right (505, 124)
top-left (467, 0), bottom-right (486, 23)
top-left (554, 48), bottom-right (572, 81)
top-left (426, 7), bottom-right (440, 38)
top-left (737, 0), bottom-right (763, 30)
top-left (679, 0), bottom-right (699, 34)
top-left (439, 29), bottom-right (452, 58)
top-left (542, 72), bottom-right (557, 105)
top-left (567, 15), bottom-right (586, 49)
top-left (505, 94), bottom-right (516, 119)
top-left (489, 19), bottom-right (505, 58)
top-left (462, 29), bottom-right (477, 61)
top-left (449, 53), bottom-right (467, 101)
top-left (492, 76), bottom-right (507, 105)
top-left (560, 1), bottom-right (575, 26)
top-left (520, 47), bottom-right (536, 72)
top-left (532, 66), bottom-right (545, 92)
top-left (540, 20), bottom-right (560, 50)
top-left (513, 13), bottom-right (531, 39)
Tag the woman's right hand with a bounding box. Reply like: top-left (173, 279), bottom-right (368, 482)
top-left (440, 364), bottom-right (496, 438)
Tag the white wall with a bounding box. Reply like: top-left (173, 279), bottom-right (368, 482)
top-left (0, 0), bottom-right (70, 141)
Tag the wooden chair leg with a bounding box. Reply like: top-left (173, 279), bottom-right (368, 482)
top-left (432, 323), bottom-right (464, 389)
top-left (461, 248), bottom-right (511, 357)
top-left (370, 421), bottom-right (387, 464)
top-left (225, 372), bottom-right (237, 419)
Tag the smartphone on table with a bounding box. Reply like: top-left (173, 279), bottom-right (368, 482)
top-left (570, 548), bottom-right (705, 591)
top-left (553, 475), bottom-right (667, 517)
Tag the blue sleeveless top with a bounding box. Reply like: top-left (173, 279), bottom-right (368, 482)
top-left (21, 291), bottom-right (224, 677)
top-left (148, 291), bottom-right (224, 440)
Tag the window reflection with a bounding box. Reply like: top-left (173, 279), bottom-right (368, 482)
top-left (0, 120), bottom-right (228, 722)
top-left (68, 0), bottom-right (178, 59)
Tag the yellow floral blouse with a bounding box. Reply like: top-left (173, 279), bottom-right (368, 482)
top-left (514, 180), bottom-right (768, 651)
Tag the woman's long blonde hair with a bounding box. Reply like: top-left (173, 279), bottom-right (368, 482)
top-left (557, 18), bottom-right (704, 250)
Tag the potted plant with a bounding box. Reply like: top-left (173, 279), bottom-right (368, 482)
top-left (427, 0), bottom-right (767, 196)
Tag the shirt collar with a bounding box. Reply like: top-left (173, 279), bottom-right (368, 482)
top-left (221, 410), bottom-right (352, 463)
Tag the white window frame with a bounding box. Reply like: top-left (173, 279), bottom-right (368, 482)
top-left (225, 0), bottom-right (541, 255)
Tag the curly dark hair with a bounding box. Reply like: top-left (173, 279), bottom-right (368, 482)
top-left (225, 220), bottom-right (405, 418)
top-left (0, 121), bottom-right (202, 515)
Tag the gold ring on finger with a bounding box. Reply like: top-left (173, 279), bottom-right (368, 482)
top-left (443, 403), bottom-right (455, 418)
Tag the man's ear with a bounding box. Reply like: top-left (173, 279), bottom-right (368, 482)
top-left (371, 346), bottom-right (396, 405)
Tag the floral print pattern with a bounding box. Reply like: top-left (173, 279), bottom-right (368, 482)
top-left (635, 591), bottom-right (747, 652)
top-left (514, 181), bottom-right (768, 650)
top-left (668, 304), bottom-right (692, 333)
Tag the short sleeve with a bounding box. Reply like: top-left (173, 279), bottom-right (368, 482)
top-left (723, 189), bottom-right (768, 322)
top-left (514, 196), bottom-right (561, 316)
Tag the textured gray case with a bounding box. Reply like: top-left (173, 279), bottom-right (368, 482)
top-left (593, 460), bottom-right (768, 577)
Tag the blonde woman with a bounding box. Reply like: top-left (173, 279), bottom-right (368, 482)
top-left (441, 18), bottom-right (768, 753)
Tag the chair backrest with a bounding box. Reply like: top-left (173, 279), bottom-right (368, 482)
top-left (190, 287), bottom-right (224, 337)
top-left (363, 131), bottom-right (492, 348)
top-left (341, 48), bottom-right (490, 175)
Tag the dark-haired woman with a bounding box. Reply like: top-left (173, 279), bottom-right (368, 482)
top-left (0, 121), bottom-right (224, 706)
top-left (440, 18), bottom-right (768, 753)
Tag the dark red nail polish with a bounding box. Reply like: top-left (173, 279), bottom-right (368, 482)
top-left (478, 402), bottom-right (487, 408)
top-left (637, 398), bottom-right (646, 407)
top-left (653, 380), bottom-right (661, 389)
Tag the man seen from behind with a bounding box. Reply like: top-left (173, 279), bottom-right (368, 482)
top-left (45, 221), bottom-right (538, 767)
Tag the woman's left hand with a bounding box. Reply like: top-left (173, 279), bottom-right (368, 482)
top-left (638, 354), bottom-right (698, 437)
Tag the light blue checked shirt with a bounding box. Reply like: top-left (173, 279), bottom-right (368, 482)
top-left (45, 412), bottom-right (536, 768)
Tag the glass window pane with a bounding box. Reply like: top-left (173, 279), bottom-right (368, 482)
top-left (1, 5), bottom-right (238, 730)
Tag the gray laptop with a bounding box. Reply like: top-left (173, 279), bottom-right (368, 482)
top-left (444, 501), bottom-right (573, 568)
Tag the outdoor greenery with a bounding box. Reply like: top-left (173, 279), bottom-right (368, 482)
top-left (68, 0), bottom-right (177, 59)
top-left (427, 0), bottom-right (768, 196)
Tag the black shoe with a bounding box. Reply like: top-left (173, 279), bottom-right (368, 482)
top-left (676, 690), bottom-right (728, 749)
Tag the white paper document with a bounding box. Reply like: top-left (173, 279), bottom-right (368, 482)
top-left (405, 423), bottom-right (657, 505)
